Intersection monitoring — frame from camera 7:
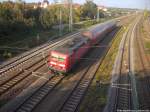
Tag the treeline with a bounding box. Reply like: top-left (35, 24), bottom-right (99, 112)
top-left (0, 1), bottom-right (104, 37)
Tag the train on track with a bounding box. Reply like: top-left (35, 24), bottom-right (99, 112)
top-left (48, 20), bottom-right (117, 73)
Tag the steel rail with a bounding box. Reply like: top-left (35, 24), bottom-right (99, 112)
top-left (0, 33), bottom-right (80, 96)
top-left (0, 59), bottom-right (46, 96)
top-left (0, 32), bottom-right (80, 75)
top-left (5, 27), bottom-right (119, 112)
top-left (0, 15), bottom-right (134, 75)
top-left (115, 23), bottom-right (131, 111)
top-left (105, 17), bottom-right (141, 112)
top-left (135, 20), bottom-right (150, 109)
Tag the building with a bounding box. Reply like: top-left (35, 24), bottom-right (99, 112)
top-left (34, 0), bottom-right (49, 9)
top-left (33, 0), bottom-right (81, 9)
top-left (40, 0), bottom-right (49, 8)
top-left (73, 3), bottom-right (81, 9)
top-left (98, 5), bottom-right (108, 12)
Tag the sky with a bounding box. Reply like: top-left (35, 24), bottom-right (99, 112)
top-left (1, 0), bottom-right (150, 9)
top-left (95, 0), bottom-right (149, 9)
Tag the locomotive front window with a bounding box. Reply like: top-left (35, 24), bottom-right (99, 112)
top-left (51, 55), bottom-right (65, 62)
top-left (58, 57), bottom-right (64, 62)
top-left (51, 56), bottom-right (57, 59)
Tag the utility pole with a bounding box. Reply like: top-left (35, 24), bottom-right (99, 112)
top-left (54, 0), bottom-right (63, 36)
top-left (69, 0), bottom-right (73, 32)
top-left (59, 6), bottom-right (62, 36)
top-left (97, 8), bottom-right (100, 22)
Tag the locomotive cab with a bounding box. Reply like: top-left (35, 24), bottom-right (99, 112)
top-left (49, 51), bottom-right (69, 73)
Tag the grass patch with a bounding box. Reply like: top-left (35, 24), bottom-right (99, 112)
top-left (145, 41), bottom-right (150, 54)
top-left (140, 18), bottom-right (150, 54)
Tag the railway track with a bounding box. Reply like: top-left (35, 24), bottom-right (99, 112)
top-left (0, 57), bottom-right (46, 98)
top-left (0, 15), bottom-right (135, 76)
top-left (0, 16), bottom-right (135, 80)
top-left (0, 54), bottom-right (46, 85)
top-left (0, 24), bottom-right (119, 112)
top-left (0, 16), bottom-right (135, 112)
top-left (0, 34), bottom-right (80, 88)
top-left (59, 57), bottom-right (103, 112)
top-left (0, 32), bottom-right (80, 85)
top-left (0, 33), bottom-right (81, 107)
top-left (104, 17), bottom-right (142, 112)
top-left (0, 59), bottom-right (45, 96)
top-left (18, 23), bottom-right (133, 112)
top-left (15, 75), bottom-right (64, 112)
top-left (0, 59), bottom-right (51, 108)
top-left (113, 25), bottom-right (132, 111)
top-left (117, 22), bottom-right (133, 110)
top-left (11, 58), bottom-right (94, 112)
top-left (115, 17), bottom-right (144, 111)
top-left (135, 20), bottom-right (150, 110)
top-left (58, 29), bottom-right (120, 112)
top-left (0, 32), bottom-right (80, 75)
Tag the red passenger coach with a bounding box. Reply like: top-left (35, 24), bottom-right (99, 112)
top-left (82, 20), bottom-right (116, 45)
top-left (48, 36), bottom-right (90, 73)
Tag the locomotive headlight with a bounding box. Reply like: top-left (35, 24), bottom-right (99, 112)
top-left (50, 61), bottom-right (56, 65)
top-left (59, 64), bottom-right (65, 67)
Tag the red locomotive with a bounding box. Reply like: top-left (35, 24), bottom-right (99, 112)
top-left (48, 20), bottom-right (117, 73)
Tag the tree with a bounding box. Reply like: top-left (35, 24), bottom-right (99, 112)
top-left (99, 10), bottom-right (105, 18)
top-left (82, 1), bottom-right (97, 19)
top-left (73, 7), bottom-right (82, 22)
top-left (0, 3), bottom-right (14, 35)
top-left (39, 9), bottom-right (54, 29)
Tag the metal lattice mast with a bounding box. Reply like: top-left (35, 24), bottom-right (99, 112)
top-left (54, 0), bottom-right (63, 36)
top-left (55, 0), bottom-right (73, 32)
top-left (69, 0), bottom-right (73, 32)
top-left (97, 8), bottom-right (100, 22)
